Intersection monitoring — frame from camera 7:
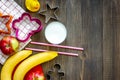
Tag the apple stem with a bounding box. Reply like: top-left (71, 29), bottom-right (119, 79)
top-left (33, 73), bottom-right (44, 80)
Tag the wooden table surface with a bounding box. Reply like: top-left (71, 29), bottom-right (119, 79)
top-left (1, 0), bottom-right (120, 80)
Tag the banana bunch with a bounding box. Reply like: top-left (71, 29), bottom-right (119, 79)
top-left (1, 50), bottom-right (58, 80)
top-left (1, 50), bottom-right (32, 80)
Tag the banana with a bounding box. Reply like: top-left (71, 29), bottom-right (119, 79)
top-left (1, 50), bottom-right (32, 80)
top-left (13, 51), bottom-right (58, 80)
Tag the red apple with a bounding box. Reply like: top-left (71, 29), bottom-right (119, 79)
top-left (24, 65), bottom-right (45, 80)
top-left (0, 36), bottom-right (19, 55)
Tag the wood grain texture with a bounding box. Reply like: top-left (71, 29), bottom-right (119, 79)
top-left (0, 0), bottom-right (120, 80)
top-left (103, 0), bottom-right (113, 80)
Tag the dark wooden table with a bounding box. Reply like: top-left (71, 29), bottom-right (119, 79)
top-left (1, 0), bottom-right (120, 80)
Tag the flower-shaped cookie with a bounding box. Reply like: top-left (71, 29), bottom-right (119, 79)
top-left (0, 12), bottom-right (12, 34)
top-left (12, 13), bottom-right (42, 42)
